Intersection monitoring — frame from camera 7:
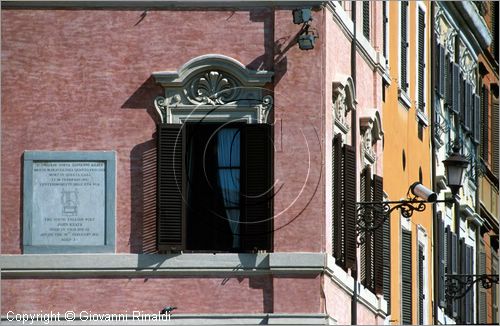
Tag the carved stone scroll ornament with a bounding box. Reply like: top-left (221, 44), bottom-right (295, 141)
top-left (362, 127), bottom-right (376, 163)
top-left (333, 88), bottom-right (350, 133)
top-left (186, 71), bottom-right (241, 105)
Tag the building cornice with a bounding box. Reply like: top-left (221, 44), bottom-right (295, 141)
top-left (440, 1), bottom-right (492, 54)
top-left (0, 252), bottom-right (325, 277)
top-left (1, 0), bottom-right (325, 9)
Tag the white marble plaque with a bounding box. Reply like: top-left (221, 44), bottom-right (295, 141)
top-left (31, 161), bottom-right (106, 246)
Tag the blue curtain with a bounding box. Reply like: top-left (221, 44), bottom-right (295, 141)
top-left (217, 128), bottom-right (241, 249)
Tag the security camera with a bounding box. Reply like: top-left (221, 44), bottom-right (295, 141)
top-left (410, 182), bottom-right (437, 202)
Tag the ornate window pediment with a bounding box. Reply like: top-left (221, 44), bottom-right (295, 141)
top-left (332, 74), bottom-right (357, 134)
top-left (152, 54), bottom-right (274, 124)
top-left (360, 110), bottom-right (384, 166)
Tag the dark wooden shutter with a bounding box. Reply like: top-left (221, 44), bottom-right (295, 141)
top-left (492, 98), bottom-right (499, 178)
top-left (438, 213), bottom-right (446, 308)
top-left (459, 239), bottom-right (466, 323)
top-left (445, 226), bottom-right (453, 315)
top-left (333, 134), bottom-right (344, 264)
top-left (465, 245), bottom-right (473, 324)
top-left (344, 144), bottom-right (357, 270)
top-left (473, 94), bottom-right (481, 144)
top-left (418, 244), bottom-right (424, 325)
top-left (451, 63), bottom-right (460, 114)
top-left (360, 166), bottom-right (372, 289)
top-left (373, 175), bottom-right (384, 294)
top-left (417, 8), bottom-right (425, 112)
top-left (445, 56), bottom-right (452, 108)
top-left (402, 229), bottom-right (413, 325)
top-left (451, 232), bottom-right (459, 318)
top-left (437, 43), bottom-right (445, 97)
top-left (463, 81), bottom-right (472, 132)
top-left (382, 207), bottom-right (391, 313)
top-left (363, 1), bottom-right (370, 40)
top-left (401, 1), bottom-right (409, 92)
top-left (481, 86), bottom-right (490, 161)
top-left (478, 239), bottom-right (487, 324)
top-left (458, 72), bottom-right (465, 121)
top-left (243, 124), bottom-right (273, 251)
top-left (157, 123), bottom-right (185, 251)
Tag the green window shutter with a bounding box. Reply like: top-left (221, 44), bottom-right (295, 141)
top-left (363, 1), bottom-right (370, 40)
top-left (451, 63), bottom-right (460, 115)
top-left (344, 144), bottom-right (357, 270)
top-left (445, 57), bottom-right (452, 109)
top-left (242, 124), bottom-right (273, 252)
top-left (463, 245), bottom-right (474, 324)
top-left (417, 8), bottom-right (425, 112)
top-left (463, 81), bottom-right (472, 133)
top-left (438, 44), bottom-right (446, 97)
top-left (402, 229), bottom-right (413, 325)
top-left (447, 231), bottom-right (459, 318)
top-left (473, 94), bottom-right (481, 144)
top-left (438, 213), bottom-right (446, 308)
top-left (157, 123), bottom-right (185, 251)
top-left (333, 134), bottom-right (345, 266)
top-left (418, 244), bottom-right (424, 325)
top-left (401, 1), bottom-right (409, 92)
top-left (373, 174), bottom-right (384, 295)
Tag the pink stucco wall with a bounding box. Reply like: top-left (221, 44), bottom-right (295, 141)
top-left (1, 7), bottom-right (324, 315)
top-left (1, 8), bottom-right (324, 254)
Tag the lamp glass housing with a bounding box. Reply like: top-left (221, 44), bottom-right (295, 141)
top-left (442, 149), bottom-right (469, 196)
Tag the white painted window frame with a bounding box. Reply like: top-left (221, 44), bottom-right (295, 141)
top-left (415, 1), bottom-right (428, 125)
top-left (417, 225), bottom-right (429, 325)
top-left (398, 0), bottom-right (411, 108)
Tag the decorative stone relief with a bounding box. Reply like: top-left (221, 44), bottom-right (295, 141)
top-left (361, 127), bottom-right (376, 164)
top-left (185, 70), bottom-right (241, 105)
top-left (152, 54), bottom-right (274, 124)
top-left (333, 87), bottom-right (350, 133)
top-left (332, 75), bottom-right (356, 134)
top-left (360, 110), bottom-right (383, 167)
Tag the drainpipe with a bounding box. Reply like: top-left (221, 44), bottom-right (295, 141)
top-left (430, 3), bottom-right (440, 324)
top-left (350, 1), bottom-right (358, 325)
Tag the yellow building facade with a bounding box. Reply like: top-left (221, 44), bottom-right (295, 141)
top-left (383, 1), bottom-right (433, 324)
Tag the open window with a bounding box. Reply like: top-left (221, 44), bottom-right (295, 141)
top-left (153, 55), bottom-right (274, 252)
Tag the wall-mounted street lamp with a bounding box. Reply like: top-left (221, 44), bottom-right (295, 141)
top-left (356, 145), bottom-right (469, 245)
top-left (292, 8), bottom-right (318, 50)
top-left (356, 182), bottom-right (444, 245)
top-left (442, 145), bottom-right (469, 197)
top-left (441, 147), bottom-right (499, 301)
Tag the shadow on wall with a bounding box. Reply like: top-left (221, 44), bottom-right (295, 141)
top-left (122, 76), bottom-right (163, 254)
top-left (130, 139), bottom-right (157, 254)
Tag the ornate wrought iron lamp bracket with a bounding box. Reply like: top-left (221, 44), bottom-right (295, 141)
top-left (356, 196), bottom-right (453, 246)
top-left (446, 274), bottom-right (499, 300)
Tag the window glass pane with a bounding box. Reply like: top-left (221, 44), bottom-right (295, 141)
top-left (217, 128), bottom-right (240, 167)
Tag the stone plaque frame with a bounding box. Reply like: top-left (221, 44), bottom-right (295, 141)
top-left (23, 151), bottom-right (116, 253)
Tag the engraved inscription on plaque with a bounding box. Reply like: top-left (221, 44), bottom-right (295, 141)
top-left (31, 161), bottom-right (105, 246)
